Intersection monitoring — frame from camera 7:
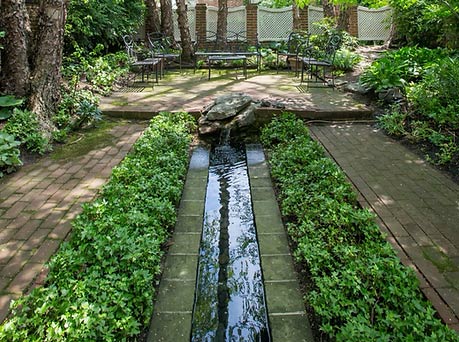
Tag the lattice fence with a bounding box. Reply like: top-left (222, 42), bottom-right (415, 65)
top-left (207, 6), bottom-right (247, 35)
top-left (258, 6), bottom-right (293, 41)
top-left (308, 6), bottom-right (324, 35)
top-left (358, 6), bottom-right (392, 41)
top-left (173, 7), bottom-right (196, 42)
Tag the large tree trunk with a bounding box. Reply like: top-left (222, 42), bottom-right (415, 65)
top-left (216, 0), bottom-right (228, 47)
top-left (144, 0), bottom-right (161, 40)
top-left (160, 0), bottom-right (175, 42)
top-left (28, 0), bottom-right (68, 136)
top-left (0, 0), bottom-right (30, 97)
top-left (292, 1), bottom-right (300, 30)
top-left (337, 4), bottom-right (350, 31)
top-left (176, 0), bottom-right (193, 62)
top-left (322, 0), bottom-right (336, 19)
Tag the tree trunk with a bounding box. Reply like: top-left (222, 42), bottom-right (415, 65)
top-left (322, 0), bottom-right (336, 19)
top-left (28, 0), bottom-right (68, 137)
top-left (337, 4), bottom-right (350, 31)
top-left (160, 0), bottom-right (175, 43)
top-left (216, 0), bottom-right (228, 47)
top-left (176, 0), bottom-right (193, 62)
top-left (144, 0), bottom-right (161, 40)
top-left (292, 1), bottom-right (300, 30)
top-left (0, 0), bottom-right (30, 97)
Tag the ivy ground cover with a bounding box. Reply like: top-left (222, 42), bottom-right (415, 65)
top-left (0, 112), bottom-right (195, 341)
top-left (260, 113), bottom-right (459, 341)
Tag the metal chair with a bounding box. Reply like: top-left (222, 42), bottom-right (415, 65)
top-left (122, 35), bottom-right (160, 83)
top-left (147, 32), bottom-right (182, 76)
top-left (300, 34), bottom-right (342, 88)
top-left (276, 31), bottom-right (310, 76)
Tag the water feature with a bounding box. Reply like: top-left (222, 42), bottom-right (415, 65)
top-left (191, 139), bottom-right (271, 342)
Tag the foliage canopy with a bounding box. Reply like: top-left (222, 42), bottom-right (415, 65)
top-left (65, 0), bottom-right (145, 53)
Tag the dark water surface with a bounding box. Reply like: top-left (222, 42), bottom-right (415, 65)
top-left (191, 144), bottom-right (271, 342)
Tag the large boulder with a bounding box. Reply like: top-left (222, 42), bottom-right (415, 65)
top-left (198, 93), bottom-right (259, 136)
top-left (205, 93), bottom-right (252, 121)
top-left (233, 103), bottom-right (257, 129)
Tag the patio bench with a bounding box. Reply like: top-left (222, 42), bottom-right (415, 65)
top-left (194, 31), bottom-right (261, 79)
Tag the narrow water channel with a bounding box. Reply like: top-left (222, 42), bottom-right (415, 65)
top-left (191, 143), bottom-right (271, 342)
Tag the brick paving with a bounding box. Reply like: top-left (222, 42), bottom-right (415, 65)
top-left (310, 123), bottom-right (459, 332)
top-left (0, 121), bottom-right (146, 323)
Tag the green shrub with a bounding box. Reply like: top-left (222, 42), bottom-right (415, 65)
top-left (375, 55), bottom-right (459, 167)
top-left (390, 0), bottom-right (459, 49)
top-left (3, 108), bottom-right (50, 154)
top-left (63, 46), bottom-right (129, 95)
top-left (261, 113), bottom-right (458, 341)
top-left (0, 131), bottom-right (22, 178)
top-left (0, 95), bottom-right (24, 120)
top-left (334, 48), bottom-right (361, 72)
top-left (0, 112), bottom-right (195, 341)
top-left (360, 47), bottom-right (451, 93)
top-left (54, 88), bottom-right (102, 141)
top-left (408, 57), bottom-right (459, 129)
top-left (377, 105), bottom-right (407, 137)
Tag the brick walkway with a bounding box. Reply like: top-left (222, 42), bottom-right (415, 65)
top-left (0, 122), bottom-right (146, 323)
top-left (310, 124), bottom-right (459, 332)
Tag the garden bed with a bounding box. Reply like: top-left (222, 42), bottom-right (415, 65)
top-left (0, 112), bottom-right (195, 341)
top-left (260, 113), bottom-right (459, 341)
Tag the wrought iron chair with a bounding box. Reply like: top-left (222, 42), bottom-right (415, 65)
top-left (147, 32), bottom-right (182, 76)
top-left (122, 35), bottom-right (161, 83)
top-left (276, 31), bottom-right (310, 76)
top-left (300, 34), bottom-right (342, 88)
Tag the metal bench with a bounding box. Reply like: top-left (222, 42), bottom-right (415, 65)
top-left (207, 54), bottom-right (247, 80)
top-left (194, 31), bottom-right (261, 78)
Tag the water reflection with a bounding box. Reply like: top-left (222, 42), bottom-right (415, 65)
top-left (191, 144), bottom-right (271, 342)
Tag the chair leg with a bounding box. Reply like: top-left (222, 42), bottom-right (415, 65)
top-left (155, 63), bottom-right (159, 83)
top-left (208, 58), bottom-right (211, 80)
top-left (276, 53), bottom-right (279, 74)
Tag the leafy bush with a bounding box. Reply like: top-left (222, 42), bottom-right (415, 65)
top-left (377, 104), bottom-right (407, 137)
top-left (0, 95), bottom-right (23, 120)
top-left (0, 112), bottom-right (196, 341)
top-left (53, 88), bottom-right (102, 142)
top-left (334, 48), bottom-right (361, 72)
top-left (360, 47), bottom-right (451, 93)
top-left (261, 113), bottom-right (458, 341)
top-left (3, 108), bottom-right (50, 154)
top-left (374, 54), bottom-right (459, 167)
top-left (63, 46), bottom-right (129, 94)
top-left (259, 47), bottom-right (279, 70)
top-left (408, 57), bottom-right (459, 129)
top-left (65, 0), bottom-right (145, 53)
top-left (0, 132), bottom-right (22, 178)
top-left (390, 0), bottom-right (459, 49)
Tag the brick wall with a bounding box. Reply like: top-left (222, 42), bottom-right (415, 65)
top-left (197, 0), bottom-right (243, 7)
top-left (246, 4), bottom-right (258, 44)
top-left (298, 7), bottom-right (308, 31)
top-left (195, 4), bottom-right (207, 47)
top-left (348, 6), bottom-right (358, 37)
